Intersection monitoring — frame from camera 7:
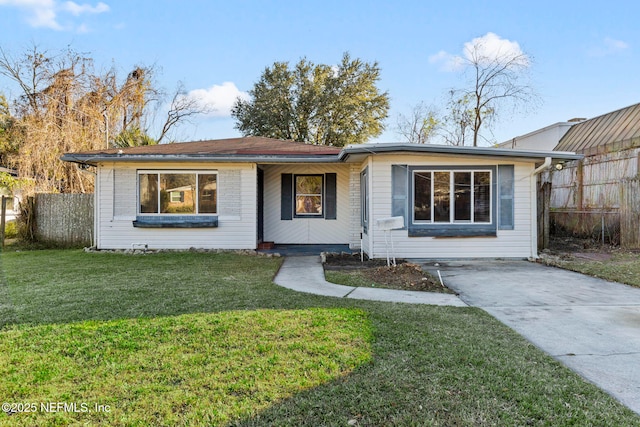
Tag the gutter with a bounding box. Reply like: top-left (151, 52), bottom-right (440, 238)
top-left (60, 153), bottom-right (343, 166)
top-left (339, 143), bottom-right (583, 162)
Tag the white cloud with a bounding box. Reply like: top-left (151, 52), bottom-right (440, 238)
top-left (0, 0), bottom-right (109, 30)
top-left (184, 82), bottom-right (249, 117)
top-left (431, 32), bottom-right (529, 71)
top-left (428, 50), bottom-right (464, 71)
top-left (588, 37), bottom-right (629, 57)
top-left (61, 1), bottom-right (108, 15)
top-left (463, 32), bottom-right (529, 66)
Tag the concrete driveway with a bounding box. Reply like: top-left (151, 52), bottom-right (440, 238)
top-left (423, 260), bottom-right (640, 415)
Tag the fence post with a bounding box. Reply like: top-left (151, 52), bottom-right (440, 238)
top-left (0, 196), bottom-right (5, 248)
top-left (538, 181), bottom-right (551, 250)
top-left (621, 178), bottom-right (640, 249)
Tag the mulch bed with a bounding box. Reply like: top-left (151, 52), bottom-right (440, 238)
top-left (323, 252), bottom-right (452, 293)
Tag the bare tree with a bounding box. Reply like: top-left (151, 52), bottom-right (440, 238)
top-left (0, 44), bottom-right (208, 193)
top-left (157, 82), bottom-right (212, 144)
top-left (395, 102), bottom-right (440, 144)
top-left (0, 46), bottom-right (102, 193)
top-left (448, 36), bottom-right (539, 146)
top-left (439, 92), bottom-right (475, 146)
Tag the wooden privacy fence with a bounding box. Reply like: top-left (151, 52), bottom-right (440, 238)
top-left (549, 178), bottom-right (640, 249)
top-left (33, 193), bottom-right (94, 246)
top-left (621, 178), bottom-right (640, 248)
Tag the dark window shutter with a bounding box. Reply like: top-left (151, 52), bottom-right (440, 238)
top-left (281, 174), bottom-right (293, 220)
top-left (391, 165), bottom-right (408, 227)
top-left (325, 173), bottom-right (337, 220)
top-left (498, 165), bottom-right (514, 230)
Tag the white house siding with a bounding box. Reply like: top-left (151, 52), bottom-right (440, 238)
top-left (262, 164), bottom-right (351, 244)
top-left (348, 164), bottom-right (362, 249)
top-left (497, 122), bottom-right (575, 151)
top-left (95, 162), bottom-right (257, 250)
top-left (366, 154), bottom-right (536, 259)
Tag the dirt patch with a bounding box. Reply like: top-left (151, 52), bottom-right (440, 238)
top-left (323, 252), bottom-right (452, 293)
top-left (323, 252), bottom-right (394, 269)
top-left (540, 236), bottom-right (621, 264)
top-left (538, 236), bottom-right (640, 273)
top-left (547, 236), bottom-right (617, 255)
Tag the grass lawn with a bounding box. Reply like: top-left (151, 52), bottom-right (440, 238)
top-left (551, 252), bottom-right (640, 288)
top-left (325, 269), bottom-right (380, 288)
top-left (1, 249), bottom-right (639, 426)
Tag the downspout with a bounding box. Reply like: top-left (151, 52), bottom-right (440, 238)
top-left (532, 157), bottom-right (552, 176)
top-left (531, 156), bottom-right (552, 257)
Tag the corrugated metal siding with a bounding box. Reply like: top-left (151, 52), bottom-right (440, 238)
top-left (96, 162), bottom-right (257, 250)
top-left (365, 154), bottom-right (535, 259)
top-left (263, 164), bottom-right (351, 244)
top-left (556, 103), bottom-right (640, 154)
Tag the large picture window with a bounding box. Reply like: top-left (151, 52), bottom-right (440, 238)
top-left (413, 170), bottom-right (491, 224)
top-left (139, 171), bottom-right (217, 215)
top-left (394, 164), bottom-right (508, 237)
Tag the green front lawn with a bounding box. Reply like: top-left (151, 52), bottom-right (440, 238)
top-left (0, 249), bottom-right (638, 426)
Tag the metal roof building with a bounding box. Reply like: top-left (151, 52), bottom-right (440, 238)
top-left (549, 102), bottom-right (640, 247)
top-left (555, 102), bottom-right (640, 155)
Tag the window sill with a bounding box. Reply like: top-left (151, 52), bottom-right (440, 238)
top-left (408, 224), bottom-right (496, 237)
top-left (133, 215), bottom-right (218, 228)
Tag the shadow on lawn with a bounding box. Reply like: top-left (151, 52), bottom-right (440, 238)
top-left (229, 304), bottom-right (640, 427)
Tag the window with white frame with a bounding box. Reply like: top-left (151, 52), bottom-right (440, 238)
top-left (138, 171), bottom-right (217, 215)
top-left (413, 170), bottom-right (491, 224)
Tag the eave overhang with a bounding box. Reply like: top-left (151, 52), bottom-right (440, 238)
top-left (61, 142), bottom-right (583, 168)
top-left (60, 153), bottom-right (343, 166)
top-left (338, 143), bottom-right (583, 164)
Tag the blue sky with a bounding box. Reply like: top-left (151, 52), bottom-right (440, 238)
top-left (0, 0), bottom-right (638, 145)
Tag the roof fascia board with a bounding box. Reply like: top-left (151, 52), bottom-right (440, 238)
top-left (338, 144), bottom-right (582, 161)
top-left (60, 154), bottom-right (342, 166)
top-left (61, 143), bottom-right (582, 166)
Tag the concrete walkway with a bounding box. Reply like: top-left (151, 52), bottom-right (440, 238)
top-left (274, 256), bottom-right (467, 307)
top-left (424, 260), bottom-right (640, 416)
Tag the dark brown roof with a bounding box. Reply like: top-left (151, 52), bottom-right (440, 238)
top-left (76, 136), bottom-right (341, 156)
top-left (555, 102), bottom-right (640, 155)
top-left (62, 136), bottom-right (582, 166)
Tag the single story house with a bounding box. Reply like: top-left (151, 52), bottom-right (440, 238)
top-left (62, 136), bottom-right (579, 259)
